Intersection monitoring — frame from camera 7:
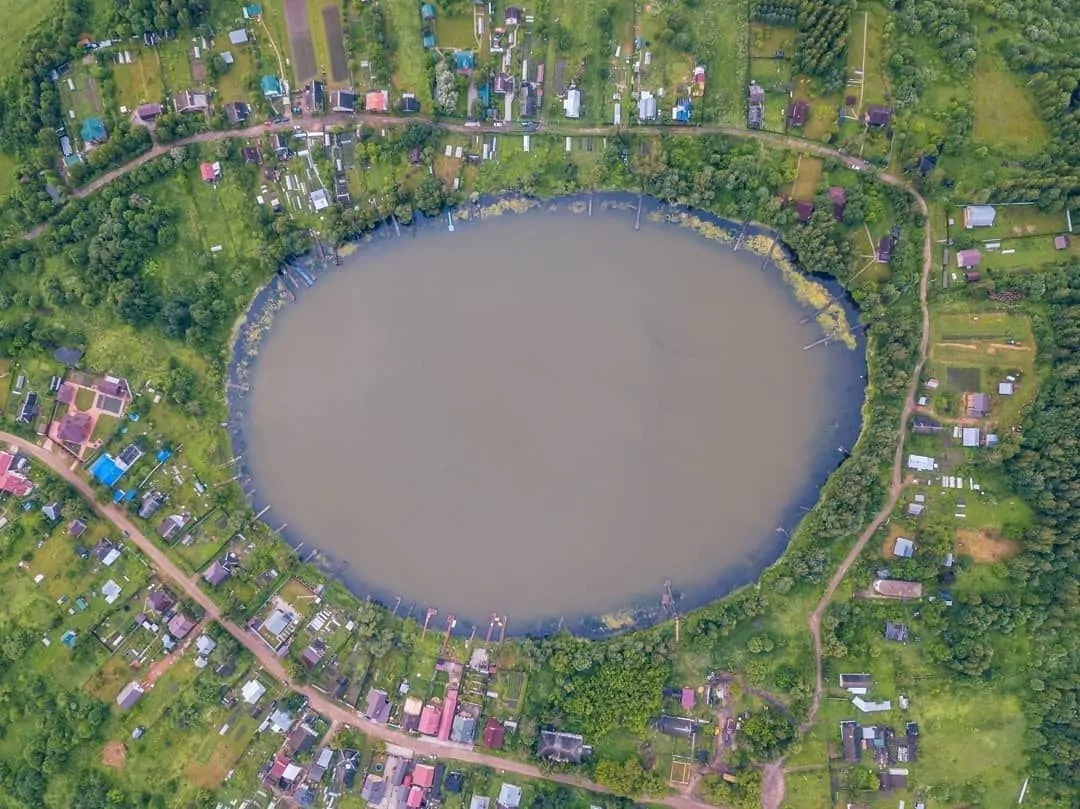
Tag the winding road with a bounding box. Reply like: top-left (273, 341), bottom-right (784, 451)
top-left (7, 115), bottom-right (934, 808)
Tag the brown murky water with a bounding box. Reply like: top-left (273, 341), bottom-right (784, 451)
top-left (246, 212), bottom-right (861, 626)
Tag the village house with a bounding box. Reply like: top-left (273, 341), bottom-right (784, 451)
top-left (964, 391), bottom-right (990, 418)
top-left (225, 101), bottom-right (251, 125)
top-left (55, 412), bottom-right (93, 445)
top-left (116, 681), bottom-right (144, 710)
top-left (537, 730), bottom-right (585, 763)
top-left (18, 391), bottom-right (39, 424)
top-left (872, 578), bottom-right (923, 599)
top-left (564, 87), bottom-right (581, 119)
top-left (300, 640), bottom-right (326, 668)
top-left (42, 502), bottom-right (60, 522)
top-left (402, 695), bottom-right (424, 731)
top-left (892, 537), bottom-right (914, 558)
top-left (493, 73), bottom-right (514, 95)
top-left (519, 83), bottom-right (537, 117)
top-left (228, 28), bottom-right (249, 46)
top-left (504, 6), bottom-right (521, 24)
top-left (309, 747), bottom-right (334, 782)
top-left (956, 248), bottom-right (982, 269)
top-left (865, 105), bottom-right (893, 127)
top-left (67, 518), bottom-right (87, 537)
top-left (242, 679), bottom-right (267, 704)
top-left (482, 717), bottom-right (505, 748)
top-left (672, 98), bottom-right (692, 122)
top-left (139, 490), bottom-right (165, 519)
top-left (795, 200), bottom-right (814, 223)
top-left (787, 99), bottom-right (809, 128)
top-left (331, 90), bottom-right (357, 113)
top-left (203, 559), bottom-right (231, 586)
top-left (656, 715), bottom-right (699, 739)
top-left (365, 688), bottom-right (392, 723)
top-left (157, 513), bottom-right (188, 541)
top-left (145, 587), bottom-right (174, 614)
top-left (1055, 235), bottom-right (1070, 250)
top-left (840, 720), bottom-right (860, 761)
top-left (876, 235), bottom-right (894, 263)
top-left (136, 102), bottom-right (162, 122)
top-left (747, 83), bottom-right (764, 129)
top-left (827, 186), bottom-right (846, 220)
top-left (168, 613), bottom-right (196, 640)
top-left (839, 673), bottom-right (872, 692)
top-left (963, 205), bottom-right (996, 228)
top-left (400, 94), bottom-right (421, 113)
top-left (692, 65), bottom-right (706, 95)
top-left (638, 91), bottom-right (657, 121)
top-left (884, 621), bottom-right (909, 642)
top-left (0, 451), bottom-right (33, 497)
top-left (261, 75), bottom-right (284, 99)
top-left (365, 90), bottom-right (389, 113)
top-left (497, 783), bottom-right (522, 809)
top-left (200, 161), bottom-right (222, 182)
top-left (173, 90), bottom-right (209, 114)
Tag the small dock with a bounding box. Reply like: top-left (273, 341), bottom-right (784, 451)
top-left (761, 230), bottom-right (782, 270)
top-left (447, 211), bottom-right (455, 232)
top-left (634, 194), bottom-right (644, 230)
top-left (732, 219), bottom-right (751, 251)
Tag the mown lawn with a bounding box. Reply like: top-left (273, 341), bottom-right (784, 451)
top-left (973, 47), bottom-right (1048, 155)
top-left (111, 49), bottom-right (166, 110)
top-left (381, 0), bottom-right (432, 101)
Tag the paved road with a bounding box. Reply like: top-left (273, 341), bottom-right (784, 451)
top-left (0, 431), bottom-right (719, 809)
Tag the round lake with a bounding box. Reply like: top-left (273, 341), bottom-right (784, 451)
top-left (243, 209), bottom-right (863, 629)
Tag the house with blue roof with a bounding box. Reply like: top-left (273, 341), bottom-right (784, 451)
top-left (261, 75), bottom-right (284, 98)
top-left (89, 443), bottom-right (145, 487)
top-left (243, 4), bottom-right (262, 19)
top-left (81, 117), bottom-right (107, 144)
top-left (420, 3), bottom-right (436, 21)
top-left (672, 98), bottom-right (692, 123)
top-left (454, 51), bottom-right (476, 72)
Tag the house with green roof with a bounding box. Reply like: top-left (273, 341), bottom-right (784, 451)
top-left (261, 75), bottom-right (284, 98)
top-left (80, 117), bottom-right (107, 144)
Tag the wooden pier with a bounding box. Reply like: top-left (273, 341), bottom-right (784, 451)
top-left (733, 219), bottom-right (751, 251)
top-left (760, 230), bottom-right (782, 270)
top-left (634, 194), bottom-right (644, 230)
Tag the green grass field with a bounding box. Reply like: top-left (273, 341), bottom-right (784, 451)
top-left (111, 49), bottom-right (166, 111)
top-left (436, 10), bottom-right (477, 51)
top-left (847, 5), bottom-right (889, 111)
top-left (158, 39), bottom-right (196, 93)
top-left (307, 0), bottom-right (336, 82)
top-left (749, 23), bottom-right (795, 59)
top-left (973, 48), bottom-right (1048, 155)
top-left (382, 0), bottom-right (432, 101)
top-left (791, 156), bottom-right (823, 201)
top-left (0, 0), bottom-right (55, 81)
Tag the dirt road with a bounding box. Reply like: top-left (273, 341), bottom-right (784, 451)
top-left (0, 431), bottom-right (721, 809)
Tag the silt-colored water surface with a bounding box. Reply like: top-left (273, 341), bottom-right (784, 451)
top-left (245, 211), bottom-right (862, 626)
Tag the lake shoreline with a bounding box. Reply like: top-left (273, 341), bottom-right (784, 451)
top-left (225, 192), bottom-right (865, 638)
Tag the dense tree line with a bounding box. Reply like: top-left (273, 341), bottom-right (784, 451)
top-left (1003, 262), bottom-right (1080, 799)
top-left (893, 0), bottom-right (978, 72)
top-left (107, 0), bottom-right (208, 36)
top-left (793, 0), bottom-right (857, 92)
top-left (753, 2), bottom-right (798, 27)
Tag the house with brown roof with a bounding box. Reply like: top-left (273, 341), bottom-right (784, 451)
top-left (168, 613), bottom-right (196, 639)
top-left (787, 100), bottom-right (808, 127)
top-left (483, 717), bottom-right (506, 748)
top-left (876, 235), bottom-right (894, 263)
top-left (537, 730), bottom-right (585, 763)
top-left (203, 559), bottom-right (231, 586)
top-left (365, 688), bottom-right (392, 723)
top-left (56, 412), bottom-right (93, 444)
top-left (795, 200), bottom-right (814, 223)
top-left (146, 588), bottom-right (174, 613)
top-left (956, 248), bottom-right (982, 269)
top-left (172, 90), bottom-right (209, 114)
top-left (865, 105), bottom-right (893, 127)
top-left (136, 103), bottom-right (163, 121)
top-left (827, 187), bottom-right (846, 220)
top-left (117, 681), bottom-right (145, 710)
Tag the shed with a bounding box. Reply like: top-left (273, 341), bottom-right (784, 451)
top-left (454, 51), bottom-right (476, 72)
top-left (852, 696), bottom-right (892, 712)
top-left (962, 427), bottom-right (981, 447)
top-left (67, 518), bottom-right (87, 537)
top-left (638, 91), bottom-right (657, 121)
top-left (504, 6), bottom-right (521, 24)
top-left (840, 720), bottom-right (860, 762)
top-left (136, 102), bottom-right (162, 120)
top-left (228, 29), bottom-right (249, 45)
top-left (892, 537), bottom-right (915, 558)
top-left (200, 161), bottom-right (221, 182)
top-left (400, 94), bottom-right (421, 113)
top-left (681, 686), bottom-right (696, 710)
top-left (365, 90), bottom-right (389, 112)
top-left (906, 454), bottom-right (936, 472)
top-left (1054, 235), bottom-right (1070, 250)
top-left (963, 205), bottom-right (996, 229)
top-left (998, 381), bottom-right (1013, 395)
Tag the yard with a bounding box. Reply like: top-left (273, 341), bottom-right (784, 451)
top-left (790, 156), bottom-right (823, 201)
top-left (110, 49), bottom-right (166, 111)
top-left (749, 23), bottom-right (795, 59)
top-left (791, 77), bottom-right (841, 142)
top-left (845, 5), bottom-right (889, 113)
top-left (972, 47), bottom-right (1048, 155)
top-left (381, 0), bottom-right (432, 100)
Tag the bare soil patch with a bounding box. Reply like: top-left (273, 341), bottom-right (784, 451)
top-left (102, 741), bottom-right (127, 770)
top-left (284, 0), bottom-right (318, 82)
top-left (956, 528), bottom-right (1019, 563)
top-left (322, 5), bottom-right (349, 83)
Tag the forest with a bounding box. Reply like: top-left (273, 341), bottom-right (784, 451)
top-left (793, 0), bottom-right (856, 92)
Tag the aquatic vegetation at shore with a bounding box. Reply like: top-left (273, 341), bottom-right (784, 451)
top-left (676, 214), bottom-right (857, 350)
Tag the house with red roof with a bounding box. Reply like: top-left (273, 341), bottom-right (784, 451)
top-left (365, 90), bottom-right (389, 113)
top-left (0, 452), bottom-right (33, 497)
top-left (438, 688), bottom-right (458, 741)
top-left (795, 200), bottom-right (814, 223)
top-left (200, 162), bottom-right (222, 182)
top-left (418, 700), bottom-right (443, 735)
top-left (407, 785), bottom-right (425, 808)
top-left (412, 764), bottom-right (436, 789)
top-left (681, 687), bottom-right (696, 711)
